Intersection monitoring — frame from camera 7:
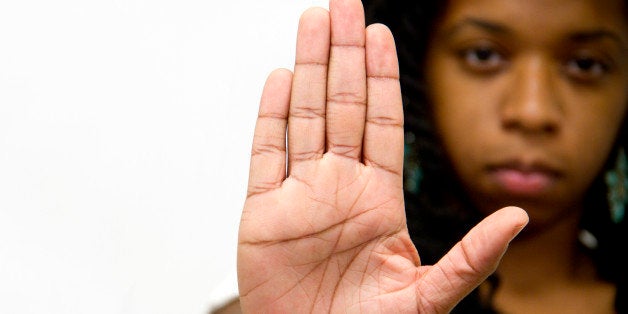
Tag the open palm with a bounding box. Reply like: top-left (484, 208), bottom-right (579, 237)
top-left (237, 0), bottom-right (528, 312)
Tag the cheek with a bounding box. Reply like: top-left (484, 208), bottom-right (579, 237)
top-left (564, 100), bottom-right (627, 193)
top-left (428, 65), bottom-right (499, 180)
top-left (564, 89), bottom-right (628, 175)
top-left (433, 95), bottom-right (494, 179)
top-left (569, 117), bottom-right (623, 181)
top-left (429, 69), bottom-right (497, 142)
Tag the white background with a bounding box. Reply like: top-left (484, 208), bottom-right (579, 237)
top-left (0, 0), bottom-right (328, 313)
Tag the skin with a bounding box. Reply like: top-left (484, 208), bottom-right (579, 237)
top-left (227, 0), bottom-right (628, 313)
top-left (425, 0), bottom-right (628, 313)
top-left (236, 0), bottom-right (528, 313)
top-left (426, 0), bottom-right (628, 230)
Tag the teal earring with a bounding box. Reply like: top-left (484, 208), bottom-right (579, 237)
top-left (404, 132), bottom-right (423, 194)
top-left (604, 147), bottom-right (627, 224)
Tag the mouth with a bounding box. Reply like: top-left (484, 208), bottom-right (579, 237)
top-left (486, 161), bottom-right (562, 196)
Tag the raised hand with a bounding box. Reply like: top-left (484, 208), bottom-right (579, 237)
top-left (237, 0), bottom-right (528, 312)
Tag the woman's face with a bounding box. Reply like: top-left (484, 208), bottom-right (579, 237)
top-left (425, 0), bottom-right (628, 223)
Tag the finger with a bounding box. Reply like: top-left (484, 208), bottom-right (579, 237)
top-left (287, 7), bottom-right (330, 175)
top-left (363, 23), bottom-right (403, 180)
top-left (416, 206), bottom-right (529, 313)
top-left (247, 69), bottom-right (292, 198)
top-left (325, 0), bottom-right (367, 159)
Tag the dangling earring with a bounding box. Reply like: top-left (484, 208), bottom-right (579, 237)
top-left (404, 132), bottom-right (423, 194)
top-left (604, 147), bottom-right (627, 224)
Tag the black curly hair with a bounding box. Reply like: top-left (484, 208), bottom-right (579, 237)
top-left (362, 0), bottom-right (628, 312)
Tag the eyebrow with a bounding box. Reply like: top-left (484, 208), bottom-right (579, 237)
top-left (443, 18), bottom-right (627, 50)
top-left (443, 18), bottom-right (511, 38)
top-left (569, 30), bottom-right (627, 50)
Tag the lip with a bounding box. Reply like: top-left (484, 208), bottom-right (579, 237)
top-left (487, 161), bottom-right (561, 196)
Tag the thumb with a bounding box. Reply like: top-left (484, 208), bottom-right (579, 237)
top-left (416, 206), bottom-right (528, 313)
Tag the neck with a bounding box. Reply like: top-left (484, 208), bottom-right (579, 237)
top-left (489, 204), bottom-right (616, 313)
top-left (498, 208), bottom-right (586, 289)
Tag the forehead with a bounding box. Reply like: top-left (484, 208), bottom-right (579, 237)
top-left (437, 0), bottom-right (628, 44)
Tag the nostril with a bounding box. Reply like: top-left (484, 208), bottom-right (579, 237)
top-left (543, 124), bottom-right (557, 134)
top-left (501, 117), bottom-right (559, 135)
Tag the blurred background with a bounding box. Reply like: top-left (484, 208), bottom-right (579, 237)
top-left (0, 0), bottom-right (327, 313)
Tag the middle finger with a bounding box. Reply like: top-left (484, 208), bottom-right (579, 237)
top-left (325, 0), bottom-right (367, 160)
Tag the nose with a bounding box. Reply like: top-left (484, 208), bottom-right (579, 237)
top-left (500, 56), bottom-right (562, 135)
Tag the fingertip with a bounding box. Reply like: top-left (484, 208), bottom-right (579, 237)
top-left (366, 23), bottom-right (394, 39)
top-left (329, 0), bottom-right (365, 46)
top-left (365, 23), bottom-right (396, 54)
top-left (298, 6), bottom-right (330, 34)
top-left (262, 69), bottom-right (293, 96)
top-left (296, 7), bottom-right (330, 64)
top-left (267, 68), bottom-right (293, 81)
top-left (502, 206), bottom-right (529, 228)
top-left (259, 68), bottom-right (292, 116)
top-left (300, 6), bottom-right (329, 22)
top-left (492, 206), bottom-right (529, 243)
top-left (365, 23), bottom-right (399, 78)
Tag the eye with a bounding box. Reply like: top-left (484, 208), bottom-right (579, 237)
top-left (564, 54), bottom-right (610, 82)
top-left (459, 46), bottom-right (506, 73)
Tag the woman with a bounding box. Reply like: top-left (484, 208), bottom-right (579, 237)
top-left (364, 0), bottom-right (628, 312)
top-left (236, 0), bottom-right (628, 312)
